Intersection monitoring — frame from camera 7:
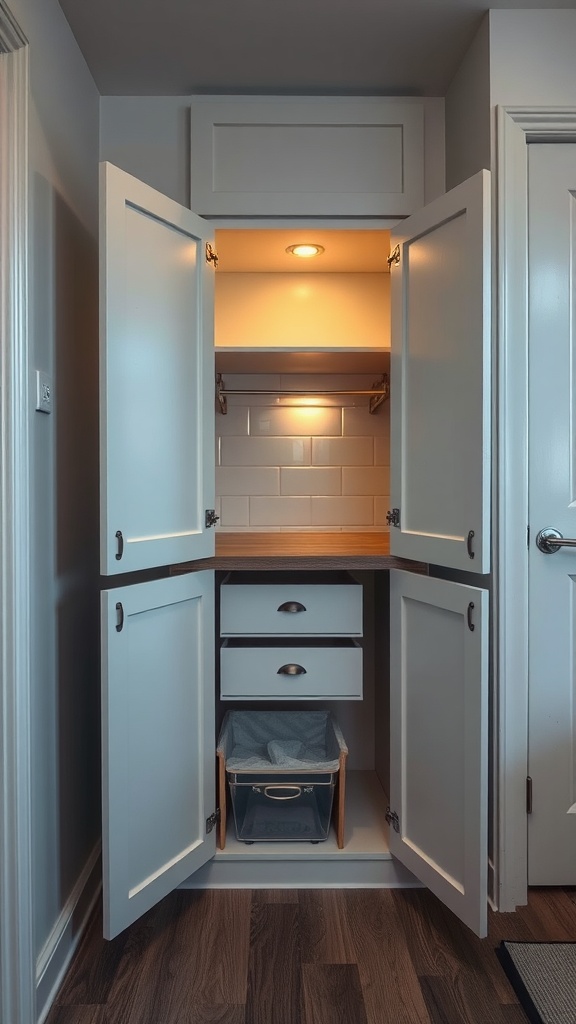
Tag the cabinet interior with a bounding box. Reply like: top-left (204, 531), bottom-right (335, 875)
top-left (207, 226), bottom-right (395, 871)
top-left (214, 569), bottom-right (392, 862)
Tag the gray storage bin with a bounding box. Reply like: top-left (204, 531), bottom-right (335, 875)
top-left (216, 710), bottom-right (348, 846)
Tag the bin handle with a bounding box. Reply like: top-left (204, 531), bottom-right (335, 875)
top-left (263, 785), bottom-right (302, 800)
top-left (277, 663), bottom-right (306, 676)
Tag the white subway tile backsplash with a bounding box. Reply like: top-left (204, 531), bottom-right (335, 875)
top-left (250, 496), bottom-right (312, 527)
top-left (312, 436), bottom-right (373, 466)
top-left (342, 466), bottom-right (390, 496)
top-left (221, 436), bottom-right (311, 467)
top-left (250, 405), bottom-right (341, 437)
top-left (223, 374), bottom-right (282, 408)
top-left (343, 404), bottom-right (390, 438)
top-left (311, 496), bottom-right (374, 527)
top-left (280, 467), bottom-right (341, 496)
top-left (374, 435), bottom-right (390, 466)
top-left (281, 526), bottom-right (342, 532)
top-left (217, 466), bottom-right (279, 496)
top-left (215, 373), bottom-right (389, 531)
top-left (374, 496), bottom-right (391, 527)
top-left (220, 496), bottom-right (249, 527)
top-left (218, 525), bottom-right (281, 532)
top-left (217, 405), bottom-right (250, 436)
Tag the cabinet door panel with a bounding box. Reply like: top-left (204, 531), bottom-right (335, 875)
top-left (390, 170), bottom-right (491, 572)
top-left (190, 96), bottom-right (423, 217)
top-left (389, 570), bottom-right (488, 936)
top-left (100, 162), bottom-right (215, 574)
top-left (101, 572), bottom-right (215, 939)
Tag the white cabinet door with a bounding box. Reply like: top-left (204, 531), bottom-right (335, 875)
top-left (389, 570), bottom-right (489, 937)
top-left (101, 572), bottom-right (215, 939)
top-left (390, 170), bottom-right (491, 572)
top-left (100, 162), bottom-right (215, 575)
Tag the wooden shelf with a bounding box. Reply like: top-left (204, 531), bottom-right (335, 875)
top-left (172, 532), bottom-right (427, 573)
top-left (215, 350), bottom-right (390, 375)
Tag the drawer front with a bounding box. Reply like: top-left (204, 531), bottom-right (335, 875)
top-left (220, 583), bottom-right (362, 636)
top-left (220, 642), bottom-right (362, 700)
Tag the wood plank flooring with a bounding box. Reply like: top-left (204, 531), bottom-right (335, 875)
top-left (46, 887), bottom-right (576, 1024)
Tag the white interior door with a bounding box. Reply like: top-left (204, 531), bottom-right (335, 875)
top-left (390, 170), bottom-right (491, 572)
top-left (389, 570), bottom-right (489, 936)
top-left (528, 144), bottom-right (576, 884)
top-left (101, 572), bottom-right (215, 939)
top-left (100, 162), bottom-right (215, 575)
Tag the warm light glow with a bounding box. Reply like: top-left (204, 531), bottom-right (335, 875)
top-left (286, 244), bottom-right (325, 258)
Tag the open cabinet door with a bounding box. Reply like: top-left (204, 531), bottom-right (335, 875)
top-left (100, 162), bottom-right (216, 575)
top-left (101, 572), bottom-right (215, 939)
top-left (389, 170), bottom-right (491, 572)
top-left (389, 570), bottom-right (489, 937)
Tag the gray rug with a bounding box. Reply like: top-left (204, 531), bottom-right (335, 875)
top-left (497, 940), bottom-right (576, 1024)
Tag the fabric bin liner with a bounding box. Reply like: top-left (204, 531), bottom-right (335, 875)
top-left (217, 709), bottom-right (347, 772)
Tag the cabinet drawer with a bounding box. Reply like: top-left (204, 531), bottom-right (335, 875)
top-left (220, 640), bottom-right (362, 700)
top-left (220, 573), bottom-right (362, 636)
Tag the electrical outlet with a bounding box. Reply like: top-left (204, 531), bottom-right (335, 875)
top-left (35, 370), bottom-right (53, 414)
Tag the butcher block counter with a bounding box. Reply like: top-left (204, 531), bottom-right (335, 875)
top-left (172, 532), bottom-right (427, 573)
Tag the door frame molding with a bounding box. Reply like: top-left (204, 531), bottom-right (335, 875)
top-left (0, 5), bottom-right (35, 1023)
top-left (497, 105), bottom-right (576, 911)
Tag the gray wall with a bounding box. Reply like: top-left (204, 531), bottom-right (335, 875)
top-left (445, 9), bottom-right (576, 190)
top-left (444, 13), bottom-right (490, 190)
top-left (9, 0), bottom-right (101, 967)
top-left (489, 9), bottom-right (576, 108)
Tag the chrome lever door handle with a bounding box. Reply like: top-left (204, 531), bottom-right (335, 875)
top-left (535, 528), bottom-right (576, 553)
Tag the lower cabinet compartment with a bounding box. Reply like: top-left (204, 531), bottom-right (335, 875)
top-left (180, 772), bottom-right (420, 889)
top-left (220, 638), bottom-right (363, 699)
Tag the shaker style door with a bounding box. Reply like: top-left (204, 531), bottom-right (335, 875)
top-left (100, 162), bottom-right (215, 574)
top-left (101, 572), bottom-right (215, 939)
top-left (389, 170), bottom-right (491, 572)
top-left (389, 569), bottom-right (489, 936)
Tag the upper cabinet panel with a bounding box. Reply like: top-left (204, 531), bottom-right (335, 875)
top-left (190, 97), bottom-right (424, 218)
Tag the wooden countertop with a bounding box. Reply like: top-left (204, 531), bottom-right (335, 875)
top-left (172, 532), bottom-right (427, 572)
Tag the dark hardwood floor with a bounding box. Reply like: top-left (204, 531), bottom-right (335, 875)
top-left (46, 887), bottom-right (576, 1024)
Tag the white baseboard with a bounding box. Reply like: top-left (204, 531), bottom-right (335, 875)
top-left (36, 842), bottom-right (102, 1024)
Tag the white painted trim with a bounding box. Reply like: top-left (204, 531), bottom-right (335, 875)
top-left (36, 844), bottom-right (102, 1024)
top-left (0, 10), bottom-right (35, 1024)
top-left (496, 105), bottom-right (576, 911)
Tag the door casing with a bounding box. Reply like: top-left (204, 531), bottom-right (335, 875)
top-left (0, 10), bottom-right (35, 1024)
top-left (496, 105), bottom-right (576, 911)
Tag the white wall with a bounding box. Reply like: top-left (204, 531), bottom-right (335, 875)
top-left (8, 0), bottom-right (101, 1004)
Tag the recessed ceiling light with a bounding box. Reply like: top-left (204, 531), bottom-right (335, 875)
top-left (286, 244), bottom-right (325, 258)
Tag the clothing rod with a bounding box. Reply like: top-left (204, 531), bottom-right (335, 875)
top-left (218, 388), bottom-right (389, 396)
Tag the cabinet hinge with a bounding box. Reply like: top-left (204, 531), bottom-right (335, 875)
top-left (206, 809), bottom-right (221, 834)
top-left (385, 806), bottom-right (400, 833)
top-left (386, 507), bottom-right (401, 528)
top-left (205, 508), bottom-right (220, 528)
top-left (205, 243), bottom-right (219, 268)
top-left (526, 776), bottom-right (533, 815)
top-left (387, 244), bottom-right (400, 269)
